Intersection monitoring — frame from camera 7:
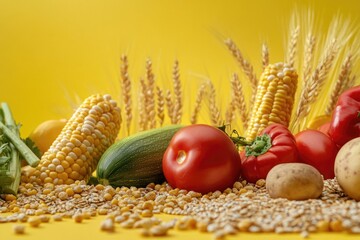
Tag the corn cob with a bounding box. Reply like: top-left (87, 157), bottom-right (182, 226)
top-left (21, 94), bottom-right (121, 185)
top-left (245, 62), bottom-right (298, 141)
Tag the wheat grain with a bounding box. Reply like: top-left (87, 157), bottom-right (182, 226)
top-left (207, 80), bottom-right (221, 126)
top-left (325, 53), bottom-right (352, 115)
top-left (156, 86), bottom-right (165, 127)
top-left (287, 25), bottom-right (300, 67)
top-left (262, 43), bottom-right (269, 70)
top-left (120, 55), bottom-right (132, 135)
top-left (165, 89), bottom-right (174, 123)
top-left (145, 59), bottom-right (156, 129)
top-left (231, 73), bottom-right (248, 129)
top-left (190, 82), bottom-right (207, 124)
top-left (172, 60), bottom-right (182, 124)
top-left (225, 38), bottom-right (258, 93)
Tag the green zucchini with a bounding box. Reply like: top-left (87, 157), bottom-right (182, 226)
top-left (97, 125), bottom-right (182, 188)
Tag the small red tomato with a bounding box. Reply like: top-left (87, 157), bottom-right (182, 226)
top-left (295, 129), bottom-right (339, 179)
top-left (162, 124), bottom-right (241, 194)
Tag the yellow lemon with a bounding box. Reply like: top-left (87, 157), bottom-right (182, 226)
top-left (28, 119), bottom-right (67, 155)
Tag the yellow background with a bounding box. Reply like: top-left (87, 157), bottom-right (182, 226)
top-left (1, 0), bottom-right (360, 239)
top-left (1, 0), bottom-right (359, 137)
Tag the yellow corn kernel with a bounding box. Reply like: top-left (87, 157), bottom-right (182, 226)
top-left (246, 62), bottom-right (297, 140)
top-left (22, 94), bottom-right (121, 185)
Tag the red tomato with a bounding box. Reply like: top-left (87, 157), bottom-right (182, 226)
top-left (295, 129), bottom-right (339, 179)
top-left (162, 124), bottom-right (241, 194)
top-left (240, 124), bottom-right (299, 183)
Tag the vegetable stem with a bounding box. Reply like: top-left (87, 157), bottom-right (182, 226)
top-left (0, 103), bottom-right (21, 195)
top-left (0, 104), bottom-right (40, 167)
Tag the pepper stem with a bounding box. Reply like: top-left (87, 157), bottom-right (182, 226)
top-left (245, 134), bottom-right (272, 157)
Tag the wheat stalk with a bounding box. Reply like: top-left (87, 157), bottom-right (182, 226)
top-left (286, 25), bottom-right (300, 67)
top-left (225, 38), bottom-right (258, 92)
top-left (120, 55), bottom-right (132, 135)
top-left (138, 77), bottom-right (147, 131)
top-left (156, 85), bottom-right (165, 127)
top-left (145, 59), bottom-right (156, 129)
top-left (172, 60), bottom-right (182, 124)
top-left (190, 82), bottom-right (207, 124)
top-left (207, 80), bottom-right (221, 126)
top-left (303, 34), bottom-right (316, 84)
top-left (165, 89), bottom-right (174, 123)
top-left (225, 98), bottom-right (236, 125)
top-left (262, 43), bottom-right (269, 70)
top-left (325, 53), bottom-right (352, 115)
top-left (292, 39), bottom-right (339, 129)
top-left (231, 73), bottom-right (248, 129)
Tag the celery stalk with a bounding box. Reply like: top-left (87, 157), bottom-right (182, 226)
top-left (0, 104), bottom-right (39, 167)
top-left (0, 103), bottom-right (21, 195)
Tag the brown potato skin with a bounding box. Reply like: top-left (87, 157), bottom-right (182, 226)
top-left (266, 163), bottom-right (324, 200)
top-left (335, 137), bottom-right (360, 200)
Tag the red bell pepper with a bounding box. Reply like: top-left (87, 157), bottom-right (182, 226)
top-left (328, 85), bottom-right (360, 147)
top-left (239, 124), bottom-right (300, 183)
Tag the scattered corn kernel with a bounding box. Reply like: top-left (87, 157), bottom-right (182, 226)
top-left (13, 224), bottom-right (25, 234)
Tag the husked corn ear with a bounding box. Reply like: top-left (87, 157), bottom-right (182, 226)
top-left (22, 94), bottom-right (121, 185)
top-left (246, 62), bottom-right (297, 141)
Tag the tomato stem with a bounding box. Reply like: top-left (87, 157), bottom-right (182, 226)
top-left (217, 125), bottom-right (253, 147)
top-left (245, 134), bottom-right (272, 157)
top-left (358, 111), bottom-right (360, 118)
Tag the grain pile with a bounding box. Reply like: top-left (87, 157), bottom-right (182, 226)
top-left (1, 179), bottom-right (359, 238)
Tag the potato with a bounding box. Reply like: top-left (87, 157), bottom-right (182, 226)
top-left (335, 137), bottom-right (360, 200)
top-left (266, 163), bottom-right (323, 200)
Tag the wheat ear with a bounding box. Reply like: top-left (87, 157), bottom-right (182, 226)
top-left (293, 39), bottom-right (339, 129)
top-left (207, 80), bottom-right (221, 126)
top-left (145, 59), bottom-right (156, 129)
top-left (303, 34), bottom-right (316, 84)
top-left (225, 38), bottom-right (258, 93)
top-left (325, 53), bottom-right (352, 115)
top-left (138, 77), bottom-right (147, 131)
top-left (286, 25), bottom-right (300, 67)
top-left (155, 85), bottom-right (165, 127)
top-left (225, 98), bottom-right (236, 125)
top-left (165, 89), bottom-right (174, 123)
top-left (120, 55), bottom-right (132, 135)
top-left (262, 43), bottom-right (269, 70)
top-left (172, 60), bottom-right (182, 124)
top-left (190, 82), bottom-right (207, 124)
top-left (231, 73), bottom-right (248, 129)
